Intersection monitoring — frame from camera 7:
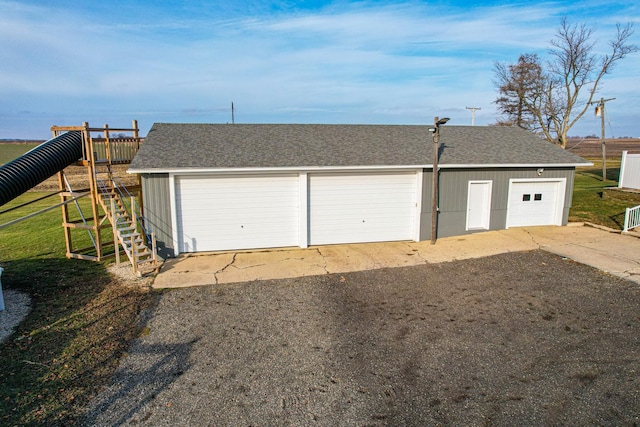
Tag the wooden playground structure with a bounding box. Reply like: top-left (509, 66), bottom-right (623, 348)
top-left (50, 120), bottom-right (157, 275)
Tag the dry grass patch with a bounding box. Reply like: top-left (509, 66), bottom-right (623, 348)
top-left (0, 259), bottom-right (155, 425)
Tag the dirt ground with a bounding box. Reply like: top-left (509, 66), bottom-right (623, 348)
top-left (85, 250), bottom-right (640, 426)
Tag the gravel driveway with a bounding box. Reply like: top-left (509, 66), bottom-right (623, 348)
top-left (86, 250), bottom-right (640, 426)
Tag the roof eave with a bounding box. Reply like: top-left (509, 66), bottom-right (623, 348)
top-left (128, 161), bottom-right (592, 174)
top-left (440, 162), bottom-right (593, 168)
top-left (127, 165), bottom-right (429, 174)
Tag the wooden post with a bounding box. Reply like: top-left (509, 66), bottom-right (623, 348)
top-left (58, 171), bottom-right (72, 256)
top-left (133, 120), bottom-right (143, 191)
top-left (130, 196), bottom-right (137, 231)
top-left (104, 123), bottom-right (111, 165)
top-left (152, 232), bottom-right (157, 263)
top-left (590, 97), bottom-right (615, 182)
top-left (81, 122), bottom-right (89, 162)
top-left (52, 127), bottom-right (73, 256)
top-left (135, 190), bottom-right (147, 245)
top-left (130, 234), bottom-right (137, 275)
top-left (130, 195), bottom-right (146, 276)
top-left (132, 119), bottom-right (140, 151)
top-left (84, 122), bottom-right (103, 259)
top-left (111, 198), bottom-right (120, 265)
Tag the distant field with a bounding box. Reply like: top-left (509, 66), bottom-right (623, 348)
top-left (0, 142), bottom-right (40, 164)
top-left (566, 137), bottom-right (640, 158)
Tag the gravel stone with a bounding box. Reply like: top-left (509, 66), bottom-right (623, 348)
top-left (0, 289), bottom-right (31, 343)
top-left (85, 250), bottom-right (640, 426)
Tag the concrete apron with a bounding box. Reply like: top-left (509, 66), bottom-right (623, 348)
top-left (152, 224), bottom-right (640, 289)
top-left (522, 224), bottom-right (640, 284)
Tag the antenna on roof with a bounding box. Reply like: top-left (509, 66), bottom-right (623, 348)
top-left (231, 102), bottom-right (235, 124)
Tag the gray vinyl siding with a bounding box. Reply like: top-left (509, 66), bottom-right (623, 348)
top-left (141, 173), bottom-right (174, 258)
top-left (418, 170), bottom-right (434, 241)
top-left (419, 168), bottom-right (576, 240)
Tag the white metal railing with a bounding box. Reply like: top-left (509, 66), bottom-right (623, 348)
top-left (623, 205), bottom-right (640, 232)
top-left (95, 172), bottom-right (150, 240)
top-left (96, 171), bottom-right (157, 275)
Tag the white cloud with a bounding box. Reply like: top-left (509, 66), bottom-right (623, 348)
top-left (0, 0), bottom-right (638, 137)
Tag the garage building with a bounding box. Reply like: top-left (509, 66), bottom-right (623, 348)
top-left (128, 123), bottom-right (590, 257)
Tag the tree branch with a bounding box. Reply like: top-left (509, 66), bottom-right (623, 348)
top-left (493, 17), bottom-right (638, 147)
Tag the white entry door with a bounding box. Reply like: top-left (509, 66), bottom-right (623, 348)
top-left (466, 180), bottom-right (492, 230)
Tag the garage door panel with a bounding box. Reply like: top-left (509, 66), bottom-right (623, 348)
top-left (507, 180), bottom-right (565, 228)
top-left (176, 174), bottom-right (299, 252)
top-left (182, 205), bottom-right (297, 217)
top-left (309, 172), bottom-right (417, 245)
top-left (312, 207), bottom-right (413, 219)
top-left (312, 190), bottom-right (416, 202)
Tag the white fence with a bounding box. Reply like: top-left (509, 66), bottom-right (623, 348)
top-left (624, 205), bottom-right (640, 232)
top-left (618, 151), bottom-right (640, 190)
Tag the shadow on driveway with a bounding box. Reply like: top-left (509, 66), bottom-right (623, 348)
top-left (85, 339), bottom-right (199, 426)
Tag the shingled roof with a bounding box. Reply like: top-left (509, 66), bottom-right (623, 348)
top-left (129, 123), bottom-right (590, 172)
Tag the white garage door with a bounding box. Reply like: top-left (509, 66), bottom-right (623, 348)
top-left (506, 179), bottom-right (565, 228)
top-left (175, 174), bottom-right (299, 252)
top-left (309, 172), bottom-right (418, 245)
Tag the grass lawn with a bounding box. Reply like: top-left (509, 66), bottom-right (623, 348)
top-left (0, 193), bottom-right (155, 425)
top-left (569, 159), bottom-right (640, 229)
top-left (0, 143), bottom-right (40, 164)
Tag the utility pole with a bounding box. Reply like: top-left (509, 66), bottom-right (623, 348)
top-left (588, 97), bottom-right (615, 181)
top-left (465, 107), bottom-right (481, 126)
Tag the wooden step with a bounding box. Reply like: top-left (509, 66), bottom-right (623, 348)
top-left (137, 257), bottom-right (156, 266)
top-left (119, 233), bottom-right (141, 242)
top-left (103, 199), bottom-right (124, 208)
top-left (121, 239), bottom-right (145, 248)
top-left (121, 240), bottom-right (145, 250)
top-left (127, 242), bottom-right (148, 252)
top-left (117, 230), bottom-right (138, 238)
top-left (120, 238), bottom-right (144, 247)
top-left (136, 253), bottom-right (153, 262)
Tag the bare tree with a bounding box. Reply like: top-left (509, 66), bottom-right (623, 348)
top-left (494, 18), bottom-right (638, 147)
top-left (494, 53), bottom-right (545, 132)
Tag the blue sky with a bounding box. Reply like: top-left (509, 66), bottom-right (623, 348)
top-left (1, 0), bottom-right (638, 139)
